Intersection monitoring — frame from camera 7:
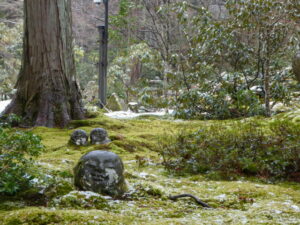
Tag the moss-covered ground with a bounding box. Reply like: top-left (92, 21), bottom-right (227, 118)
top-left (0, 114), bottom-right (299, 224)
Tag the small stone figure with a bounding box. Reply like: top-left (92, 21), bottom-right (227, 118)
top-left (74, 150), bottom-right (127, 197)
top-left (70, 129), bottom-right (88, 146)
top-left (90, 128), bottom-right (111, 145)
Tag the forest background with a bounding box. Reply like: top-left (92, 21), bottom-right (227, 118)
top-left (1, 0), bottom-right (299, 119)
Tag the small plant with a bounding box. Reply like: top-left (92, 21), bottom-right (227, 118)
top-left (0, 114), bottom-right (21, 127)
top-left (0, 127), bottom-right (44, 195)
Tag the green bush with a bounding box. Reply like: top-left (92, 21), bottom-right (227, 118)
top-left (0, 127), bottom-right (44, 195)
top-left (0, 114), bottom-right (21, 127)
top-left (159, 120), bottom-right (300, 180)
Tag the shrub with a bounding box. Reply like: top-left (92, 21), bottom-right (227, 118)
top-left (0, 127), bottom-right (44, 195)
top-left (159, 120), bottom-right (300, 180)
top-left (0, 114), bottom-right (21, 127)
top-left (174, 72), bottom-right (268, 120)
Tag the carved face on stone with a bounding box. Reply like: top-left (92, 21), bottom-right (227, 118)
top-left (90, 128), bottom-right (111, 145)
top-left (74, 150), bottom-right (126, 196)
top-left (70, 129), bottom-right (88, 146)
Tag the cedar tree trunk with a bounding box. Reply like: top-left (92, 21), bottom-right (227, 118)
top-left (293, 51), bottom-right (300, 83)
top-left (3, 0), bottom-right (85, 127)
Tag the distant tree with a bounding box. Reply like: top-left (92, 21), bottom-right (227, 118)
top-left (226, 0), bottom-right (297, 116)
top-left (293, 51), bottom-right (300, 82)
top-left (3, 0), bottom-right (85, 127)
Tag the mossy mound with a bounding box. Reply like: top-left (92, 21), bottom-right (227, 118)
top-left (51, 191), bottom-right (110, 210)
top-left (126, 182), bottom-right (165, 199)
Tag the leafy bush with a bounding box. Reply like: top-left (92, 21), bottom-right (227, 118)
top-left (0, 128), bottom-right (44, 195)
top-left (159, 120), bottom-right (300, 180)
top-left (170, 0), bottom-right (297, 119)
top-left (0, 114), bottom-right (21, 127)
top-left (174, 73), bottom-right (266, 120)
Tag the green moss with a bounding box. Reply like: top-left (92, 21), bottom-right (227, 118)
top-left (69, 114), bottom-right (128, 130)
top-left (0, 208), bottom-right (135, 225)
top-left (128, 182), bottom-right (164, 199)
top-left (112, 136), bottom-right (154, 153)
top-left (2, 113), bottom-right (299, 224)
top-left (44, 179), bottom-right (74, 200)
top-left (51, 191), bottom-right (109, 210)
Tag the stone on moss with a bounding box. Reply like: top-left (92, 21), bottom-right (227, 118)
top-left (74, 150), bottom-right (127, 197)
top-left (90, 128), bottom-right (111, 145)
top-left (70, 129), bottom-right (88, 146)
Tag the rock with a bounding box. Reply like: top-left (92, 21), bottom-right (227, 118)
top-left (138, 106), bottom-right (146, 113)
top-left (74, 150), bottom-right (127, 197)
top-left (70, 129), bottom-right (88, 146)
top-left (272, 102), bottom-right (290, 114)
top-left (90, 128), bottom-right (111, 145)
top-left (106, 93), bottom-right (123, 111)
top-left (128, 102), bottom-right (139, 113)
top-left (250, 85), bottom-right (264, 97)
top-left (292, 51), bottom-right (300, 82)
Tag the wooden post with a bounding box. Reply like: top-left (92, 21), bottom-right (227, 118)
top-left (98, 25), bottom-right (106, 107)
top-left (98, 0), bottom-right (108, 108)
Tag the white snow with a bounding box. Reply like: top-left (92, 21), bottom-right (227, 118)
top-left (138, 172), bottom-right (149, 178)
top-left (215, 194), bottom-right (227, 201)
top-left (291, 205), bottom-right (300, 212)
top-left (1, 100), bottom-right (172, 120)
top-left (104, 110), bottom-right (173, 119)
top-left (0, 100), bottom-right (11, 114)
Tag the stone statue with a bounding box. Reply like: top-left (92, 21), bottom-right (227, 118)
top-left (74, 150), bottom-right (127, 197)
top-left (70, 129), bottom-right (88, 146)
top-left (90, 128), bottom-right (111, 145)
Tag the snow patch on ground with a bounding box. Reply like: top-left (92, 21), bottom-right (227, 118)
top-left (104, 110), bottom-right (172, 119)
top-left (1, 101), bottom-right (171, 120)
top-left (0, 100), bottom-right (11, 114)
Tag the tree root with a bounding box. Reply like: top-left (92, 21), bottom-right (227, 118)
top-left (169, 194), bottom-right (212, 208)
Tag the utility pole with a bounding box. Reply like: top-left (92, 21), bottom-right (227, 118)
top-left (95, 0), bottom-right (108, 108)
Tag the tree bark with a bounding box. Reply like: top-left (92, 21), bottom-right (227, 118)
top-left (293, 51), bottom-right (300, 83)
top-left (3, 0), bottom-right (85, 127)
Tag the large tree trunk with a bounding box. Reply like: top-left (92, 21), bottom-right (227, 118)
top-left (3, 0), bottom-right (85, 127)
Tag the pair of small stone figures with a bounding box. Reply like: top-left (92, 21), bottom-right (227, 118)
top-left (70, 128), bottom-right (111, 146)
top-left (71, 128), bottom-right (127, 197)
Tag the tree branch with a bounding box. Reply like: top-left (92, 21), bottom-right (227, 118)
top-left (169, 194), bottom-right (212, 208)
